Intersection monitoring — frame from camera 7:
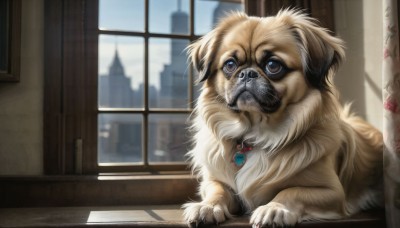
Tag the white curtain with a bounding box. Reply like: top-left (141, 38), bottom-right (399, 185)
top-left (383, 0), bottom-right (400, 227)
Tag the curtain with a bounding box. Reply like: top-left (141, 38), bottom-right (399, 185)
top-left (383, 0), bottom-right (400, 227)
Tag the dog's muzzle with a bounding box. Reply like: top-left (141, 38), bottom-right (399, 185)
top-left (227, 68), bottom-right (281, 113)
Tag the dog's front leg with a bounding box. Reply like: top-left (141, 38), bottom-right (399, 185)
top-left (250, 184), bottom-right (346, 227)
top-left (183, 179), bottom-right (239, 225)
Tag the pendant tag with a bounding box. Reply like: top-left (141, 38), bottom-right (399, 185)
top-left (233, 151), bottom-right (247, 167)
top-left (232, 142), bottom-right (253, 168)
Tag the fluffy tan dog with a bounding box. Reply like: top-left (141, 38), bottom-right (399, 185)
top-left (183, 10), bottom-right (383, 227)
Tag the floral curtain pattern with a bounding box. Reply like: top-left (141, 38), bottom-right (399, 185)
top-left (383, 0), bottom-right (400, 227)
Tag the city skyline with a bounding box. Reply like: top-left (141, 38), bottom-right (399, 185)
top-left (98, 0), bottom-right (243, 90)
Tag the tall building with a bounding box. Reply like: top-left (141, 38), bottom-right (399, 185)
top-left (99, 48), bottom-right (136, 108)
top-left (98, 49), bottom-right (142, 163)
top-left (213, 2), bottom-right (243, 25)
top-left (154, 0), bottom-right (190, 162)
top-left (158, 1), bottom-right (189, 108)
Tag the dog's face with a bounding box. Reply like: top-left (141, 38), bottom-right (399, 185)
top-left (190, 11), bottom-right (345, 118)
top-left (216, 19), bottom-right (305, 114)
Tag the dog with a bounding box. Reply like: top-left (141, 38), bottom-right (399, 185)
top-left (183, 9), bottom-right (383, 227)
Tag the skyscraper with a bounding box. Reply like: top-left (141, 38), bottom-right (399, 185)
top-left (152, 1), bottom-right (243, 162)
top-left (159, 0), bottom-right (189, 108)
top-left (213, 1), bottom-right (243, 26)
top-left (153, 0), bottom-right (190, 162)
top-left (99, 48), bottom-right (135, 108)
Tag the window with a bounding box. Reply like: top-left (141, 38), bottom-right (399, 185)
top-left (44, 0), bottom-right (244, 174)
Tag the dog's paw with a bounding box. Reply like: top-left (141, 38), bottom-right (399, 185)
top-left (183, 202), bottom-right (228, 225)
top-left (250, 202), bottom-right (299, 227)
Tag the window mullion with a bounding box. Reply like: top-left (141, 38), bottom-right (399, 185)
top-left (188, 0), bottom-right (195, 109)
top-left (143, 0), bottom-right (150, 167)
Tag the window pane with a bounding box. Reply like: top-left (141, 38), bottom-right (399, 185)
top-left (98, 114), bottom-right (143, 164)
top-left (149, 38), bottom-right (189, 108)
top-left (149, 0), bottom-right (189, 34)
top-left (98, 35), bottom-right (144, 108)
top-left (99, 0), bottom-right (144, 31)
top-left (148, 114), bottom-right (189, 163)
top-left (195, 0), bottom-right (243, 35)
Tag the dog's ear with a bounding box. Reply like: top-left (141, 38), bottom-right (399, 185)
top-left (280, 10), bottom-right (345, 90)
top-left (187, 32), bottom-right (217, 83)
top-left (188, 13), bottom-right (248, 83)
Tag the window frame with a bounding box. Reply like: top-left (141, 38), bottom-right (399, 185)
top-left (44, 0), bottom-right (250, 175)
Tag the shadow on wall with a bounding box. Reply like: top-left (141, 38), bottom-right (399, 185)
top-left (365, 73), bottom-right (383, 103)
top-left (334, 0), bottom-right (366, 119)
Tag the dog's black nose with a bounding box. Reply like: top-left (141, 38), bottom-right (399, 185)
top-left (239, 69), bottom-right (259, 82)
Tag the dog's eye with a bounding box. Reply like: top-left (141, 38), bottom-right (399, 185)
top-left (223, 60), bottom-right (238, 75)
top-left (265, 60), bottom-right (285, 80)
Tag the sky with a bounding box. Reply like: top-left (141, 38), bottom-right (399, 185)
top-left (98, 0), bottom-right (242, 89)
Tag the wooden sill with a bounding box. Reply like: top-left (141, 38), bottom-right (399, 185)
top-left (0, 205), bottom-right (385, 228)
top-left (0, 176), bottom-right (386, 227)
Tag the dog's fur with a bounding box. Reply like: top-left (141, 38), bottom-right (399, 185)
top-left (183, 10), bottom-right (383, 227)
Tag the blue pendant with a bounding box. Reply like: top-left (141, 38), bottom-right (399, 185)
top-left (233, 152), bottom-right (246, 167)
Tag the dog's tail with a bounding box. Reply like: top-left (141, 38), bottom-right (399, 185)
top-left (339, 104), bottom-right (383, 213)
